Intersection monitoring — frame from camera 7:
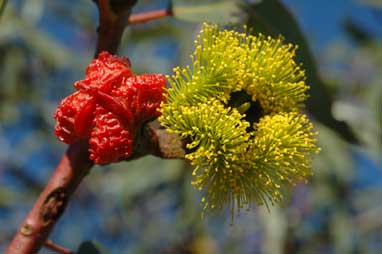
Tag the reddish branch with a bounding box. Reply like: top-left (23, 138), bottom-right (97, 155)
top-left (95, 0), bottom-right (173, 54)
top-left (43, 239), bottom-right (73, 254)
top-left (5, 1), bottom-right (134, 253)
top-left (95, 0), bottom-right (137, 55)
top-left (5, 1), bottom-right (183, 253)
top-left (129, 8), bottom-right (173, 24)
top-left (5, 141), bottom-right (92, 254)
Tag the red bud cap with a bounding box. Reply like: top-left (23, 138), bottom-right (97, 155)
top-left (54, 52), bottom-right (166, 164)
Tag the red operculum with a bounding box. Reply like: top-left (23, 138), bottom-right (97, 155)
top-left (122, 74), bottom-right (167, 124)
top-left (89, 107), bottom-right (135, 164)
top-left (73, 97), bottom-right (96, 137)
top-left (81, 51), bottom-right (132, 91)
top-left (54, 92), bottom-right (92, 144)
top-left (95, 90), bottom-right (134, 128)
top-left (54, 52), bottom-right (166, 164)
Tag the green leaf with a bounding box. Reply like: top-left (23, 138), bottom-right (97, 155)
top-left (76, 241), bottom-right (106, 254)
top-left (245, 0), bottom-right (359, 144)
top-left (173, 0), bottom-right (243, 24)
top-left (356, 0), bottom-right (382, 8)
top-left (343, 18), bottom-right (373, 45)
top-left (0, 0), bottom-right (7, 18)
top-left (0, 5), bottom-right (86, 68)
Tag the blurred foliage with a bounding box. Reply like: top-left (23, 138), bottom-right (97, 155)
top-left (0, 0), bottom-right (6, 17)
top-left (0, 0), bottom-right (381, 253)
top-left (358, 0), bottom-right (382, 8)
top-left (172, 0), bottom-right (243, 24)
top-left (76, 241), bottom-right (105, 254)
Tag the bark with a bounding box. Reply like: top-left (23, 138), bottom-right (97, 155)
top-left (5, 141), bottom-right (92, 254)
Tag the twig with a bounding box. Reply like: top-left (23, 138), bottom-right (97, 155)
top-left (5, 1), bottom-right (138, 253)
top-left (5, 0), bottom-right (185, 252)
top-left (95, 0), bottom-right (137, 55)
top-left (129, 8), bottom-right (173, 25)
top-left (44, 240), bottom-right (73, 254)
top-left (5, 141), bottom-right (93, 254)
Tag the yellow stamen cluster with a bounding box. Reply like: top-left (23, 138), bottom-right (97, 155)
top-left (245, 113), bottom-right (320, 207)
top-left (159, 23), bottom-right (319, 216)
top-left (165, 23), bottom-right (308, 113)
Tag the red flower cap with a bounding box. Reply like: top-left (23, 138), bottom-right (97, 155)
top-left (74, 51), bottom-right (132, 91)
top-left (54, 52), bottom-right (166, 164)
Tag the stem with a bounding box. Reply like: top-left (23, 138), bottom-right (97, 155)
top-left (129, 8), bottom-right (173, 24)
top-left (95, 0), bottom-right (137, 55)
top-left (5, 141), bottom-right (93, 254)
top-left (6, 1), bottom-right (138, 253)
top-left (44, 240), bottom-right (73, 254)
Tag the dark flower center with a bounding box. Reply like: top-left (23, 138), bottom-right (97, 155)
top-left (227, 91), bottom-right (264, 131)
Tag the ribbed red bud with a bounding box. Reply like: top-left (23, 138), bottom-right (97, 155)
top-left (54, 51), bottom-right (166, 164)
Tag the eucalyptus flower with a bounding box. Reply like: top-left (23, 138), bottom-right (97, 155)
top-left (159, 23), bottom-right (319, 216)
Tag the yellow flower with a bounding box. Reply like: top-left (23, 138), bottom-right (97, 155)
top-left (159, 23), bottom-right (319, 216)
top-left (165, 23), bottom-right (308, 112)
top-left (245, 113), bottom-right (320, 207)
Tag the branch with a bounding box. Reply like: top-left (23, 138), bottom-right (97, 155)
top-left (6, 0), bottom-right (186, 252)
top-left (5, 141), bottom-right (93, 254)
top-left (94, 0), bottom-right (138, 55)
top-left (129, 8), bottom-right (173, 25)
top-left (43, 240), bottom-right (73, 254)
top-left (135, 120), bottom-right (185, 159)
top-left (5, 1), bottom-right (138, 253)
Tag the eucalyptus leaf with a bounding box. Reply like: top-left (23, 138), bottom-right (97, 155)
top-left (76, 241), bottom-right (106, 254)
top-left (357, 0), bottom-right (382, 8)
top-left (344, 18), bottom-right (373, 45)
top-left (173, 0), bottom-right (243, 24)
top-left (20, 0), bottom-right (44, 24)
top-left (0, 5), bottom-right (83, 68)
top-left (0, 0), bottom-right (7, 18)
top-left (245, 0), bottom-right (359, 144)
